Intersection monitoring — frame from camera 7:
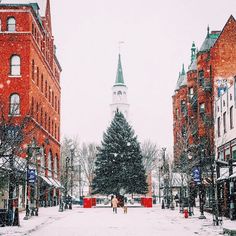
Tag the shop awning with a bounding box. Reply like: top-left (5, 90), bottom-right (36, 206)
top-left (47, 177), bottom-right (64, 189)
top-left (39, 175), bottom-right (54, 186)
top-left (216, 168), bottom-right (229, 182)
top-left (228, 166), bottom-right (236, 179)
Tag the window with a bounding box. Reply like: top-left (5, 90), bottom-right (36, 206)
top-left (49, 86), bottom-right (51, 102)
top-left (198, 70), bottom-right (204, 86)
top-left (44, 113), bottom-right (47, 130)
top-left (0, 19), bottom-right (1, 31)
top-left (10, 55), bottom-right (21, 76)
top-left (41, 74), bottom-right (44, 92)
top-left (199, 103), bottom-right (205, 114)
top-left (223, 112), bottom-right (227, 133)
top-left (40, 108), bottom-right (43, 126)
top-left (223, 100), bottom-right (225, 107)
top-left (189, 87), bottom-right (194, 99)
top-left (7, 17), bottom-right (16, 32)
top-left (9, 93), bottom-right (20, 115)
top-left (217, 117), bottom-right (221, 137)
top-left (181, 100), bottom-right (186, 114)
top-left (45, 81), bottom-right (47, 98)
top-left (36, 67), bottom-right (39, 86)
top-left (230, 94), bottom-right (232, 101)
top-left (232, 147), bottom-right (236, 161)
top-left (230, 106), bottom-right (234, 129)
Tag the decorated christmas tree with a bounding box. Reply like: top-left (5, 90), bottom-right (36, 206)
top-left (92, 111), bottom-right (148, 196)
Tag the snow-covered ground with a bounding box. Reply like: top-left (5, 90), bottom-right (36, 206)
top-left (0, 204), bottom-right (235, 236)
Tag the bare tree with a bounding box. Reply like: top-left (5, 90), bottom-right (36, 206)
top-left (79, 143), bottom-right (97, 195)
top-left (141, 140), bottom-right (160, 173)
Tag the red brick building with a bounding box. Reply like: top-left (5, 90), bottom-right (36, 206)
top-left (0, 0), bottom-right (62, 209)
top-left (173, 16), bottom-right (236, 166)
top-left (172, 16), bottom-right (236, 214)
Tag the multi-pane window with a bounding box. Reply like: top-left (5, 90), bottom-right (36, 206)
top-left (199, 103), bottom-right (205, 114)
top-left (189, 87), bottom-right (194, 99)
top-left (230, 106), bottom-right (234, 129)
top-left (223, 112), bottom-right (227, 133)
top-left (198, 70), bottom-right (204, 86)
top-left (10, 55), bottom-right (21, 76)
top-left (7, 17), bottom-right (16, 32)
top-left (217, 117), bottom-right (221, 137)
top-left (9, 93), bottom-right (20, 115)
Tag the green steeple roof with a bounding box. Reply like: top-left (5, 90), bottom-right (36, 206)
top-left (115, 54), bottom-right (124, 84)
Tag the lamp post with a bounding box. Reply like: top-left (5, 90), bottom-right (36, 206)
top-left (198, 149), bottom-right (206, 219)
top-left (35, 152), bottom-right (42, 216)
top-left (24, 144), bottom-right (41, 220)
top-left (64, 156), bottom-right (69, 210)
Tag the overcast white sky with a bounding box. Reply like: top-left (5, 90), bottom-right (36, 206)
top-left (13, 0), bottom-right (235, 151)
top-left (48, 0), bottom-right (236, 151)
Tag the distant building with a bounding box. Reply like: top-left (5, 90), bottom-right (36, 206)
top-left (0, 0), bottom-right (62, 209)
top-left (110, 54), bottom-right (129, 120)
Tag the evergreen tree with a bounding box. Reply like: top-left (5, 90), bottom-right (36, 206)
top-left (92, 111), bottom-right (148, 195)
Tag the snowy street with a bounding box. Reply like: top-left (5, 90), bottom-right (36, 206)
top-left (0, 204), bottom-right (232, 236)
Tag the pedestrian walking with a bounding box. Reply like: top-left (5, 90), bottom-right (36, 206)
top-left (174, 194), bottom-right (179, 207)
top-left (112, 195), bottom-right (118, 214)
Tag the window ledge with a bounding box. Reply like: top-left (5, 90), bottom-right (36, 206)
top-left (8, 75), bottom-right (22, 78)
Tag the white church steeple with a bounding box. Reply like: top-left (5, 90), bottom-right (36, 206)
top-left (110, 54), bottom-right (129, 119)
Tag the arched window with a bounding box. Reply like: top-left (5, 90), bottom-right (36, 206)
top-left (54, 155), bottom-right (58, 178)
top-left (9, 93), bottom-right (20, 115)
top-left (10, 55), bottom-right (21, 76)
top-left (7, 17), bottom-right (16, 32)
top-left (48, 151), bottom-right (52, 177)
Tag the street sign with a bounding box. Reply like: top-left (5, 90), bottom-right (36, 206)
top-left (192, 167), bottom-right (201, 184)
top-left (28, 169), bottom-right (36, 184)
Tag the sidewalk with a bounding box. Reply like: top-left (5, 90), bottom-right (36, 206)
top-left (0, 206), bottom-right (78, 236)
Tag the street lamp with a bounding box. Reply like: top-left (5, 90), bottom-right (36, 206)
top-left (198, 149), bottom-right (206, 219)
top-left (23, 144), bottom-right (42, 220)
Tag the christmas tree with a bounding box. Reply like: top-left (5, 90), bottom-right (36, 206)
top-left (92, 111), bottom-right (148, 196)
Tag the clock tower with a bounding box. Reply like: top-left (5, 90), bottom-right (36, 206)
top-left (110, 54), bottom-right (129, 119)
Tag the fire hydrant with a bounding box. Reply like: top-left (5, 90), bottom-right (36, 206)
top-left (183, 208), bottom-right (189, 218)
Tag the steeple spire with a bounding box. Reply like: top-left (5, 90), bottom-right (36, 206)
top-left (181, 64), bottom-right (185, 75)
top-left (115, 54), bottom-right (124, 84)
top-left (191, 41), bottom-right (196, 63)
top-left (207, 25), bottom-right (210, 38)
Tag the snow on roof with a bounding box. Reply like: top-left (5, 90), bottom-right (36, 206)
top-left (1, 0), bottom-right (46, 16)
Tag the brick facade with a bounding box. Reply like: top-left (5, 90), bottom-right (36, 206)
top-left (0, 0), bottom-right (62, 207)
top-left (173, 15), bottom-right (236, 165)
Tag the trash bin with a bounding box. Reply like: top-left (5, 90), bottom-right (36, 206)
top-left (0, 209), bottom-right (7, 227)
